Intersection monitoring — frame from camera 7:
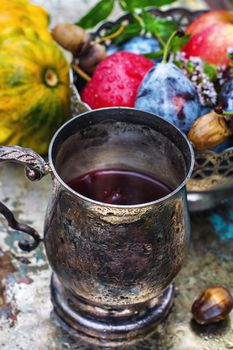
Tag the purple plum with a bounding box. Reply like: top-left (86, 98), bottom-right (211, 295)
top-left (212, 138), bottom-right (233, 153)
top-left (135, 63), bottom-right (201, 133)
top-left (107, 36), bottom-right (161, 58)
top-left (219, 79), bottom-right (233, 112)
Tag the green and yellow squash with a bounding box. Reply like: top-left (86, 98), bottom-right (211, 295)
top-left (0, 36), bottom-right (70, 154)
top-left (0, 0), bottom-right (51, 42)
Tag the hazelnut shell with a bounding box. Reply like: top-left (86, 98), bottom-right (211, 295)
top-left (192, 286), bottom-right (233, 325)
top-left (52, 23), bottom-right (90, 54)
top-left (188, 111), bottom-right (231, 150)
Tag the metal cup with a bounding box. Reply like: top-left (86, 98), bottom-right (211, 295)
top-left (0, 107), bottom-right (194, 346)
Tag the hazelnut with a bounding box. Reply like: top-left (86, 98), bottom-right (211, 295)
top-left (192, 286), bottom-right (233, 325)
top-left (188, 111), bottom-right (231, 150)
top-left (52, 23), bottom-right (106, 75)
top-left (52, 23), bottom-right (90, 54)
top-left (79, 43), bottom-right (106, 74)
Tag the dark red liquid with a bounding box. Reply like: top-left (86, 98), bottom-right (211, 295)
top-left (68, 169), bottom-right (172, 205)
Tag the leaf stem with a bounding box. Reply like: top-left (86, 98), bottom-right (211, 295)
top-left (144, 49), bottom-right (163, 59)
top-left (155, 33), bottom-right (166, 48)
top-left (162, 30), bottom-right (178, 64)
top-left (215, 106), bottom-right (233, 117)
top-left (133, 13), bottom-right (145, 29)
top-left (72, 62), bottom-right (91, 81)
top-left (118, 0), bottom-right (128, 10)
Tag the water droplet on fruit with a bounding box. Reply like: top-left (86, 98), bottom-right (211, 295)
top-left (116, 96), bottom-right (123, 103)
top-left (135, 63), bottom-right (201, 133)
top-left (103, 86), bottom-right (111, 93)
top-left (118, 83), bottom-right (124, 90)
top-left (108, 76), bottom-right (115, 83)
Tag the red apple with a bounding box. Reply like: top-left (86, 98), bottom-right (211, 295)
top-left (186, 11), bottom-right (233, 35)
top-left (182, 10), bottom-right (233, 66)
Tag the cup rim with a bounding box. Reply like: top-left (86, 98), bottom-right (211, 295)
top-left (48, 107), bottom-right (195, 208)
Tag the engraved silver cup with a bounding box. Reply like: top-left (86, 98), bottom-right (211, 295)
top-left (0, 107), bottom-right (194, 346)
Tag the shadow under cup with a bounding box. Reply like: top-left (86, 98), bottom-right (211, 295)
top-left (46, 107), bottom-right (194, 346)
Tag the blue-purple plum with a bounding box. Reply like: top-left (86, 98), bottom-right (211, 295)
top-left (219, 79), bottom-right (233, 112)
top-left (135, 63), bottom-right (201, 133)
top-left (212, 138), bottom-right (233, 153)
top-left (106, 44), bottom-right (119, 55)
top-left (107, 36), bottom-right (161, 57)
top-left (120, 36), bottom-right (160, 55)
top-left (200, 105), bottom-right (212, 116)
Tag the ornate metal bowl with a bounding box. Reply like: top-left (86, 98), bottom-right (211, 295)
top-left (72, 7), bottom-right (233, 212)
top-left (187, 148), bottom-right (233, 211)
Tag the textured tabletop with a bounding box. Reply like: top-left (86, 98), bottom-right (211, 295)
top-left (2, 1), bottom-right (233, 350)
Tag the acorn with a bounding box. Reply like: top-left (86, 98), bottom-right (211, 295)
top-left (79, 43), bottom-right (106, 74)
top-left (192, 286), bottom-right (233, 325)
top-left (52, 23), bottom-right (106, 75)
top-left (188, 111), bottom-right (232, 150)
top-left (52, 23), bottom-right (91, 55)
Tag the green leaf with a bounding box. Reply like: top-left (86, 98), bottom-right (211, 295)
top-left (111, 21), bottom-right (142, 45)
top-left (186, 60), bottom-right (195, 72)
top-left (173, 60), bottom-right (183, 69)
top-left (144, 50), bottom-right (163, 59)
top-left (170, 34), bottom-right (190, 53)
top-left (120, 0), bottom-right (176, 10)
top-left (142, 11), bottom-right (178, 44)
top-left (203, 62), bottom-right (218, 81)
top-left (76, 0), bottom-right (115, 29)
top-left (119, 0), bottom-right (128, 11)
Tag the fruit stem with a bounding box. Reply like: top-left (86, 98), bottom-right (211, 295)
top-left (72, 62), bottom-right (91, 81)
top-left (162, 29), bottom-right (183, 64)
top-left (144, 49), bottom-right (163, 59)
top-left (223, 111), bottom-right (233, 117)
top-left (94, 22), bottom-right (127, 44)
top-left (154, 33), bottom-right (166, 48)
top-left (215, 106), bottom-right (233, 117)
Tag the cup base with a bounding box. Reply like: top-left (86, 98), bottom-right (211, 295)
top-left (50, 273), bottom-right (174, 347)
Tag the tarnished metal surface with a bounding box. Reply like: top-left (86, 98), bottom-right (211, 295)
top-left (187, 148), bottom-right (233, 211)
top-left (0, 145), bottom-right (50, 181)
top-left (1, 163), bottom-right (233, 349)
top-left (41, 107), bottom-right (193, 345)
top-left (0, 145), bottom-right (51, 253)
